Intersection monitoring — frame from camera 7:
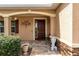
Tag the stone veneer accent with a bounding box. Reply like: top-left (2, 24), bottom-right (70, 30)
top-left (72, 48), bottom-right (79, 56)
top-left (56, 39), bottom-right (79, 56)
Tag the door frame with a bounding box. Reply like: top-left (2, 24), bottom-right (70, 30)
top-left (33, 18), bottom-right (47, 40)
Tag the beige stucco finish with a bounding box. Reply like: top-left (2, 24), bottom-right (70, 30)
top-left (56, 3), bottom-right (79, 47)
top-left (56, 4), bottom-right (69, 37)
top-left (0, 9), bottom-right (56, 40)
top-left (18, 16), bottom-right (33, 40)
top-left (56, 3), bottom-right (73, 46)
top-left (73, 3), bottom-right (79, 44)
top-left (10, 16), bottom-right (51, 40)
top-left (0, 3), bottom-right (79, 47)
top-left (50, 17), bottom-right (56, 35)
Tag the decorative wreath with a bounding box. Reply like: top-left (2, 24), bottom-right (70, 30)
top-left (21, 20), bottom-right (31, 26)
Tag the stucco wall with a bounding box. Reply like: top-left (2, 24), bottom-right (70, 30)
top-left (56, 3), bottom-right (73, 46)
top-left (50, 17), bottom-right (56, 35)
top-left (56, 3), bottom-right (69, 37)
top-left (18, 16), bottom-right (33, 40)
top-left (11, 16), bottom-right (50, 40)
top-left (73, 3), bottom-right (79, 44)
top-left (0, 15), bottom-right (51, 40)
top-left (0, 8), bottom-right (56, 40)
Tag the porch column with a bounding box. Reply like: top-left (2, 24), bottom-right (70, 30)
top-left (4, 17), bottom-right (11, 36)
top-left (50, 17), bottom-right (56, 35)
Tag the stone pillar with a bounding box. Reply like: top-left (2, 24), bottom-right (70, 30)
top-left (50, 17), bottom-right (56, 35)
top-left (4, 17), bottom-right (11, 36)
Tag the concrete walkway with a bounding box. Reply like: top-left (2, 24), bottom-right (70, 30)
top-left (21, 40), bottom-right (61, 56)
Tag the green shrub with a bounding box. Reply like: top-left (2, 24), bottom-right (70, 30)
top-left (0, 36), bottom-right (21, 56)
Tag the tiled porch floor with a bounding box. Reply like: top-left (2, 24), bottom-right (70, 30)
top-left (21, 40), bottom-right (61, 56)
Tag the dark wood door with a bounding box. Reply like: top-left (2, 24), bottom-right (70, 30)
top-left (35, 20), bottom-right (45, 40)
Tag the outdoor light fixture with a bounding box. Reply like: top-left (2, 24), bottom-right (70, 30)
top-left (14, 17), bottom-right (18, 20)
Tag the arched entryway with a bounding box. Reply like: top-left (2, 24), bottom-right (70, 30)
top-left (9, 14), bottom-right (51, 40)
top-left (0, 11), bottom-right (56, 40)
top-left (6, 11), bottom-right (56, 17)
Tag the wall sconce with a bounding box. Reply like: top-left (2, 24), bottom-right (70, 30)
top-left (10, 17), bottom-right (18, 21)
top-left (14, 17), bottom-right (18, 20)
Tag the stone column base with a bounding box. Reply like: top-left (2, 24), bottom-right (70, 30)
top-left (56, 39), bottom-right (79, 56)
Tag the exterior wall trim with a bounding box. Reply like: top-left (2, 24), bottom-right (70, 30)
top-left (72, 44), bottom-right (79, 48)
top-left (0, 11), bottom-right (56, 17)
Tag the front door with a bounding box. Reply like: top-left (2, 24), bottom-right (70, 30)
top-left (35, 20), bottom-right (45, 40)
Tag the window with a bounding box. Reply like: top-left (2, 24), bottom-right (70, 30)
top-left (0, 21), bottom-right (4, 33)
top-left (11, 20), bottom-right (19, 33)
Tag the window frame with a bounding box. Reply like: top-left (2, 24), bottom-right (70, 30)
top-left (0, 21), bottom-right (4, 33)
top-left (11, 20), bottom-right (19, 33)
